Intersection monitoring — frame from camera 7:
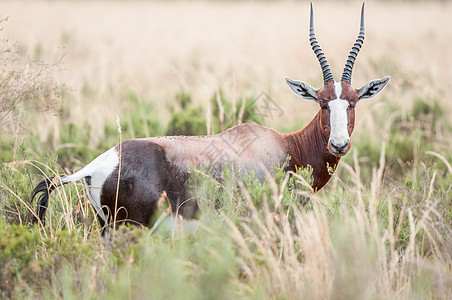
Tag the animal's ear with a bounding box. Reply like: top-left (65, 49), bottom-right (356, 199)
top-left (357, 76), bottom-right (390, 100)
top-left (285, 78), bottom-right (318, 102)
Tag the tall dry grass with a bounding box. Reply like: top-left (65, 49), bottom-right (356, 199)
top-left (227, 145), bottom-right (451, 299)
top-left (2, 141), bottom-right (448, 299)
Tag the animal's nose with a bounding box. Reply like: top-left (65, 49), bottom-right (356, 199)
top-left (330, 139), bottom-right (350, 153)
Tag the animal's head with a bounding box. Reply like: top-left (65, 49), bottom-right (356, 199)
top-left (286, 3), bottom-right (389, 157)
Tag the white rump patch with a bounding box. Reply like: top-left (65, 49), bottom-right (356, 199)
top-left (328, 82), bottom-right (350, 147)
top-left (62, 147), bottom-right (119, 223)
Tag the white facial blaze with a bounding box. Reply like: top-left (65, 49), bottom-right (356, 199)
top-left (328, 82), bottom-right (350, 149)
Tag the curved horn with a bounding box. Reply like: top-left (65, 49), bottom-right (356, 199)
top-left (309, 3), bottom-right (334, 85)
top-left (341, 3), bottom-right (365, 83)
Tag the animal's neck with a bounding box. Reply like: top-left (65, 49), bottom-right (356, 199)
top-left (284, 111), bottom-right (340, 191)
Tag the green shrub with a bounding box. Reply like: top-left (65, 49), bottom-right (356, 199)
top-left (166, 89), bottom-right (265, 137)
top-left (0, 220), bottom-right (43, 298)
top-left (166, 91), bottom-right (207, 136)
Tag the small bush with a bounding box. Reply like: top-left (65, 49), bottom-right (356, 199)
top-left (166, 89), bottom-right (264, 137)
top-left (0, 17), bottom-right (61, 135)
top-left (166, 91), bottom-right (207, 136)
top-left (0, 220), bottom-right (43, 298)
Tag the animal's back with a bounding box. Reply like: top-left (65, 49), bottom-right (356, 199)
top-left (147, 123), bottom-right (288, 177)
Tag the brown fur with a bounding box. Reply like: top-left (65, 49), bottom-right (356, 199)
top-left (284, 111), bottom-right (341, 190)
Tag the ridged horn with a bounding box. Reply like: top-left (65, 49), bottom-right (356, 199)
top-left (309, 3), bottom-right (334, 85)
top-left (341, 3), bottom-right (365, 83)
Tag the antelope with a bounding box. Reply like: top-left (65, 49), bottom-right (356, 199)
top-left (32, 3), bottom-right (389, 231)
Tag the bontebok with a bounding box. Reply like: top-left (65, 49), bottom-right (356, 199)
top-left (32, 3), bottom-right (389, 232)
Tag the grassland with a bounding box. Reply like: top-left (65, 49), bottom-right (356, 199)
top-left (0, 0), bottom-right (451, 299)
